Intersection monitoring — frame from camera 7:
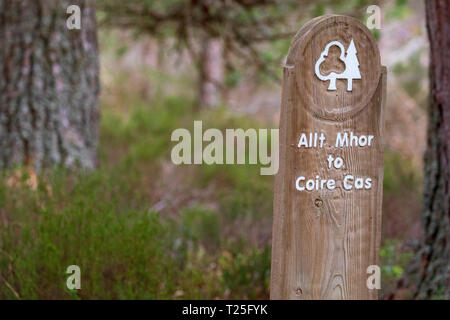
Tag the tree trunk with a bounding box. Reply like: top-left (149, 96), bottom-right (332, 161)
top-left (405, 0), bottom-right (449, 300)
top-left (0, 0), bottom-right (100, 171)
top-left (198, 37), bottom-right (224, 109)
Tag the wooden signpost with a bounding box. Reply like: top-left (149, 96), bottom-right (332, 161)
top-left (271, 15), bottom-right (386, 299)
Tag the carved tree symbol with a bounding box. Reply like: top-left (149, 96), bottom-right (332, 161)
top-left (342, 40), bottom-right (361, 91)
top-left (314, 39), bottom-right (361, 91)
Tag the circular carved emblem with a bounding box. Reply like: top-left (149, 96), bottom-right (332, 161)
top-left (287, 15), bottom-right (381, 121)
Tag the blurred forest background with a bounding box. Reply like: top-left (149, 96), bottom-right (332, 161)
top-left (0, 0), bottom-right (447, 299)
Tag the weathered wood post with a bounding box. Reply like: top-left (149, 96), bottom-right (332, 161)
top-left (271, 15), bottom-right (386, 299)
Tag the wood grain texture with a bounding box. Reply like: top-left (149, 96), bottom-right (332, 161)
top-left (271, 15), bottom-right (386, 300)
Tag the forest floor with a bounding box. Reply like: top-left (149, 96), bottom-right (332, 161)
top-left (0, 83), bottom-right (421, 299)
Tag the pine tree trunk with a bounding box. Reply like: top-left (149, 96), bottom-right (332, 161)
top-left (406, 0), bottom-right (449, 299)
top-left (198, 37), bottom-right (223, 109)
top-left (0, 0), bottom-right (100, 171)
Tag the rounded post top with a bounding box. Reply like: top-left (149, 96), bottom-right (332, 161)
top-left (285, 15), bottom-right (383, 121)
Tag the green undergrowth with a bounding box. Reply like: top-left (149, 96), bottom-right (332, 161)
top-left (0, 90), bottom-right (422, 299)
top-left (0, 95), bottom-right (272, 299)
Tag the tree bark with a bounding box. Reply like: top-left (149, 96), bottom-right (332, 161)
top-left (405, 0), bottom-right (449, 300)
top-left (0, 0), bottom-right (100, 171)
